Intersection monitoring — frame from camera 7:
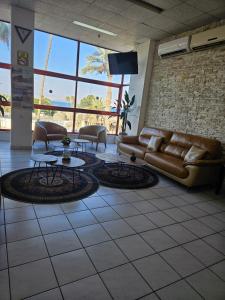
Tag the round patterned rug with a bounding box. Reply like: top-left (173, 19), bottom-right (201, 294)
top-left (46, 151), bottom-right (104, 169)
top-left (1, 168), bottom-right (99, 204)
top-left (91, 162), bottom-right (158, 189)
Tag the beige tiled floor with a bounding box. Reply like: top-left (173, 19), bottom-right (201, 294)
top-left (0, 141), bottom-right (225, 300)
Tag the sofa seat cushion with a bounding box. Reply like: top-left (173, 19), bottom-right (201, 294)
top-left (47, 134), bottom-right (65, 141)
top-left (144, 152), bottom-right (188, 178)
top-left (79, 134), bottom-right (98, 142)
top-left (119, 143), bottom-right (146, 159)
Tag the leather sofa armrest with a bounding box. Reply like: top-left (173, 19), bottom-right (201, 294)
top-left (183, 159), bottom-right (225, 167)
top-left (120, 135), bottom-right (139, 144)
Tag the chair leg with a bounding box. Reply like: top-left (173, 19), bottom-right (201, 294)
top-left (32, 140), bottom-right (35, 145)
top-left (104, 142), bottom-right (106, 148)
top-left (96, 142), bottom-right (98, 151)
top-left (45, 141), bottom-right (48, 150)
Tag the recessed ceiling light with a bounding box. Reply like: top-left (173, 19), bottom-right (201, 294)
top-left (72, 21), bottom-right (117, 36)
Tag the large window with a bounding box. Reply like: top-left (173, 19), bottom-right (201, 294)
top-left (34, 75), bottom-right (75, 108)
top-left (33, 29), bottom-right (129, 134)
top-left (34, 31), bottom-right (77, 75)
top-left (76, 82), bottom-right (119, 112)
top-left (0, 23), bottom-right (129, 133)
top-left (0, 21), bottom-right (11, 129)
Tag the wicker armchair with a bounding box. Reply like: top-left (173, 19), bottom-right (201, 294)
top-left (78, 125), bottom-right (107, 151)
top-left (33, 121), bottom-right (67, 150)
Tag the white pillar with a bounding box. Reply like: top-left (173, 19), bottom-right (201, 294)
top-left (127, 40), bottom-right (155, 135)
top-left (11, 6), bottom-right (34, 149)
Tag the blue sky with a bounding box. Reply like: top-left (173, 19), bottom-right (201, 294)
top-left (0, 22), bottom-right (129, 106)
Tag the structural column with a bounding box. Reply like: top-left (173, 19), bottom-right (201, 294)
top-left (11, 6), bottom-right (34, 149)
top-left (127, 40), bottom-right (155, 135)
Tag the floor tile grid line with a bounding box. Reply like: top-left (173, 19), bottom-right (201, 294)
top-left (153, 204), bottom-right (225, 236)
top-left (31, 206), bottom-right (65, 300)
top-left (4, 222), bottom-right (225, 279)
top-left (103, 196), bottom-right (225, 249)
top-left (4, 198), bottom-right (225, 258)
top-left (4, 201), bottom-right (225, 254)
top-left (68, 211), bottom-right (225, 298)
top-left (199, 232), bottom-right (225, 257)
top-left (2, 182), bottom-right (224, 216)
top-left (63, 211), bottom-right (114, 300)
top-left (99, 194), bottom-right (224, 236)
top-left (137, 293), bottom-right (160, 300)
top-left (1, 197), bottom-right (12, 300)
top-left (100, 192), bottom-right (225, 231)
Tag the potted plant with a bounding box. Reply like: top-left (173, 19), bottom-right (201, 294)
top-left (61, 136), bottom-right (71, 146)
top-left (113, 91), bottom-right (135, 135)
top-left (0, 95), bottom-right (8, 116)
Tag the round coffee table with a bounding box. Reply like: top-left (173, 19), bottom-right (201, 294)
top-left (30, 154), bottom-right (58, 185)
top-left (52, 141), bottom-right (78, 153)
top-left (52, 157), bottom-right (85, 185)
top-left (73, 139), bottom-right (90, 152)
top-left (96, 153), bottom-right (146, 178)
top-left (96, 153), bottom-right (145, 165)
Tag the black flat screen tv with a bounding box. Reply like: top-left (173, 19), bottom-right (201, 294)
top-left (108, 51), bottom-right (138, 75)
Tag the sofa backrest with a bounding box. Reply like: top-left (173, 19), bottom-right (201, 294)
top-left (163, 131), bottom-right (221, 159)
top-left (138, 127), bottom-right (172, 147)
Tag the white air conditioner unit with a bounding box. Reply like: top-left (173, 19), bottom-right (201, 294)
top-left (191, 25), bottom-right (225, 51)
top-left (158, 36), bottom-right (190, 58)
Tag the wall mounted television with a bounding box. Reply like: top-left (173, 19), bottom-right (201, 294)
top-left (108, 51), bottom-right (138, 75)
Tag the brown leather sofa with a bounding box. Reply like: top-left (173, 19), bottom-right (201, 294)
top-left (33, 121), bottom-right (67, 150)
top-left (118, 127), bottom-right (224, 188)
top-left (78, 125), bottom-right (107, 151)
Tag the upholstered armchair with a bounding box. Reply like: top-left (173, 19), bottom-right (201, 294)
top-left (33, 121), bottom-right (67, 150)
top-left (78, 125), bottom-right (107, 151)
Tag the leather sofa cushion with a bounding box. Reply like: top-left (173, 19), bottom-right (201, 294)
top-left (169, 132), bottom-right (221, 159)
top-left (138, 127), bottom-right (172, 147)
top-left (163, 144), bottom-right (188, 159)
top-left (47, 134), bottom-right (65, 141)
top-left (147, 136), bottom-right (163, 152)
top-left (119, 143), bottom-right (146, 159)
top-left (184, 145), bottom-right (206, 162)
top-left (144, 152), bottom-right (189, 178)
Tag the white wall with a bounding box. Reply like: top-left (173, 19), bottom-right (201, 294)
top-left (10, 6), bottom-right (34, 150)
top-left (127, 40), bottom-right (155, 136)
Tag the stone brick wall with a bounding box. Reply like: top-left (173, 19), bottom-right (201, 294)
top-left (145, 21), bottom-right (225, 155)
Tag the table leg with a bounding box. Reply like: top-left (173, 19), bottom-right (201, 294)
top-left (45, 163), bottom-right (49, 185)
top-left (28, 161), bottom-right (37, 183)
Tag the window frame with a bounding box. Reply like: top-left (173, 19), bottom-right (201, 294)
top-left (0, 26), bottom-right (129, 135)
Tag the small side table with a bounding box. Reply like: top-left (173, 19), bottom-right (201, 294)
top-left (73, 139), bottom-right (90, 152)
top-left (29, 154), bottom-right (58, 185)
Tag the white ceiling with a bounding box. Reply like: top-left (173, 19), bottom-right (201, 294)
top-left (0, 0), bottom-right (225, 51)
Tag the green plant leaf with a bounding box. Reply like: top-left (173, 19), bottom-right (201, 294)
top-left (120, 111), bottom-right (125, 118)
top-left (0, 106), bottom-right (4, 117)
top-left (130, 95), bottom-right (135, 106)
top-left (124, 91), bottom-right (129, 103)
top-left (126, 120), bottom-right (131, 130)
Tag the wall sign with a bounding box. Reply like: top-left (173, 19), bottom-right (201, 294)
top-left (15, 25), bottom-right (32, 43)
top-left (17, 50), bottom-right (29, 66)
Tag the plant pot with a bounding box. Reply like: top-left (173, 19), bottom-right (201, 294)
top-left (62, 141), bottom-right (70, 146)
top-left (130, 153), bottom-right (136, 162)
top-left (119, 132), bottom-right (128, 136)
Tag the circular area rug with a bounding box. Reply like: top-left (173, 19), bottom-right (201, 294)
top-left (46, 151), bottom-right (104, 169)
top-left (1, 168), bottom-right (99, 204)
top-left (91, 163), bottom-right (158, 189)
